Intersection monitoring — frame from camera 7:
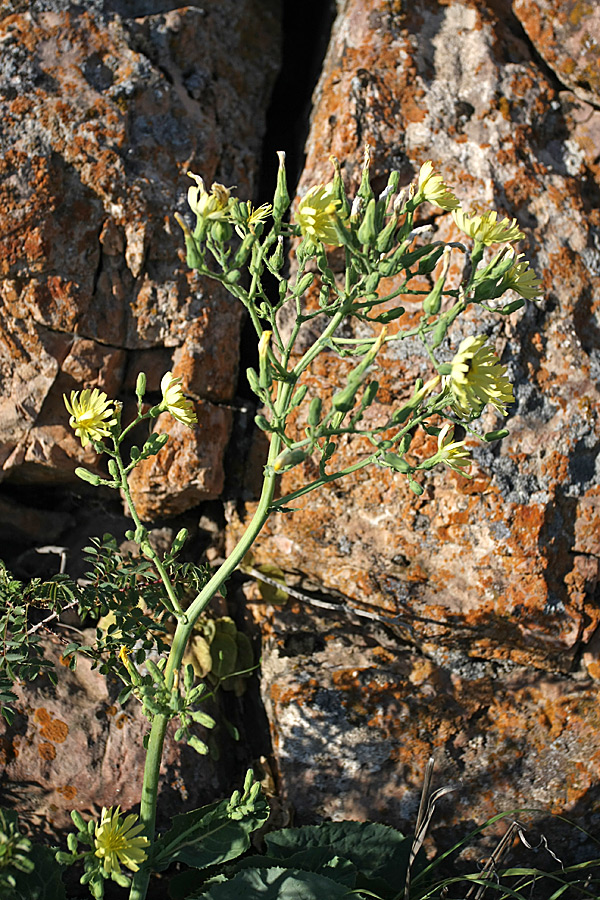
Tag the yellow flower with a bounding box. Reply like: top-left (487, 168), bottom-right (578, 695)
top-left (502, 253), bottom-right (543, 300)
top-left (160, 372), bottom-right (198, 428)
top-left (416, 161), bottom-right (460, 210)
top-left (187, 173), bottom-right (232, 222)
top-left (94, 807), bottom-right (149, 875)
top-left (63, 389), bottom-right (116, 448)
top-left (448, 335), bottom-right (515, 417)
top-left (436, 424), bottom-right (471, 472)
top-left (452, 208), bottom-right (525, 245)
top-left (295, 183), bottom-right (343, 245)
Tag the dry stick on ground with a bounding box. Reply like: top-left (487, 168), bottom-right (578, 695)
top-left (404, 757), bottom-right (456, 899)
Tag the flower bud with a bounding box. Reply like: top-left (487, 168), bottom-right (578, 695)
top-left (135, 371), bottom-right (147, 399)
top-left (75, 467), bottom-right (102, 486)
top-left (273, 151), bottom-right (291, 223)
top-left (273, 447), bottom-right (307, 472)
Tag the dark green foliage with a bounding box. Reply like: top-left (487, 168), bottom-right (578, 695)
top-left (0, 809), bottom-right (66, 900)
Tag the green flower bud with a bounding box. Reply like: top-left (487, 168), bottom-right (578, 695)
top-left (135, 371), bottom-right (147, 399)
top-left (294, 272), bottom-right (315, 296)
top-left (307, 397), bottom-right (322, 428)
top-left (225, 268), bottom-right (241, 283)
top-left (332, 381), bottom-right (360, 413)
top-left (246, 367), bottom-right (260, 394)
top-left (498, 298), bottom-right (526, 315)
top-left (273, 151), bottom-right (291, 223)
top-left (483, 428), bottom-right (510, 442)
top-left (357, 197), bottom-right (378, 246)
top-left (107, 459), bottom-right (119, 480)
top-left (273, 447), bottom-right (307, 472)
top-left (290, 384), bottom-right (308, 410)
top-left (75, 467), bottom-right (102, 486)
top-left (423, 247), bottom-right (452, 316)
top-left (377, 306), bottom-right (405, 323)
top-left (382, 452), bottom-right (411, 473)
top-left (211, 220), bottom-right (232, 243)
top-left (408, 478), bottom-right (424, 495)
top-left (255, 414), bottom-right (274, 432)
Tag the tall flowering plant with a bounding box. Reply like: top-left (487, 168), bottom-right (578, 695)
top-left (2, 151), bottom-right (542, 900)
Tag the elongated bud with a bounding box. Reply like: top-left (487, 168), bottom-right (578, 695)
top-left (268, 236), bottom-right (284, 271)
top-left (75, 467), bottom-right (102, 486)
top-left (135, 371), bottom-right (147, 399)
top-left (423, 247), bottom-right (452, 316)
top-left (330, 155), bottom-right (351, 217)
top-left (172, 527), bottom-right (189, 554)
top-left (382, 452), bottom-right (412, 473)
top-left (258, 330), bottom-right (272, 390)
top-left (107, 459), bottom-right (119, 480)
top-left (273, 447), bottom-right (307, 472)
top-left (290, 383), bottom-right (308, 410)
top-left (273, 151), bottom-right (290, 223)
top-left (294, 272), bottom-right (315, 296)
top-left (308, 396), bottom-right (322, 427)
top-left (234, 232), bottom-right (258, 267)
top-left (357, 198), bottom-right (378, 246)
top-left (246, 366), bottom-right (260, 395)
top-left (357, 144), bottom-right (374, 203)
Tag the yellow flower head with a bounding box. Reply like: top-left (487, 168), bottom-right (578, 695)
top-left (448, 335), bottom-right (515, 417)
top-left (63, 389), bottom-right (116, 448)
top-left (502, 253), bottom-right (543, 300)
top-left (160, 372), bottom-right (198, 428)
top-left (187, 173), bottom-right (232, 222)
top-left (295, 183), bottom-right (343, 245)
top-left (436, 423), bottom-right (471, 472)
top-left (416, 161), bottom-right (460, 211)
top-left (94, 807), bottom-right (149, 875)
top-left (234, 202), bottom-right (272, 238)
top-left (452, 208), bottom-right (525, 246)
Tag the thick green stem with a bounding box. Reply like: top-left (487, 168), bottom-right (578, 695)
top-left (129, 385), bottom-right (291, 900)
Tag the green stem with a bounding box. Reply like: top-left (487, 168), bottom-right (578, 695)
top-left (129, 384), bottom-right (292, 900)
top-left (116, 452), bottom-right (185, 620)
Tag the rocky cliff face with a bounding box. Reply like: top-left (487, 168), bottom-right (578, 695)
top-left (0, 0), bottom-right (280, 521)
top-left (233, 0), bottom-right (600, 851)
top-left (2, 0), bottom-right (600, 861)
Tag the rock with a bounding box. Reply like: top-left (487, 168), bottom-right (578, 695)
top-left (228, 0), bottom-right (600, 837)
top-left (257, 599), bottom-right (600, 857)
top-left (0, 0), bottom-right (280, 512)
top-left (127, 406), bottom-right (232, 519)
top-left (0, 633), bottom-right (227, 834)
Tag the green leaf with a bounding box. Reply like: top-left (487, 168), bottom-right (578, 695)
top-left (192, 866), bottom-right (353, 899)
top-left (232, 848), bottom-right (357, 888)
top-left (152, 788), bottom-right (269, 872)
top-left (265, 822), bottom-right (413, 899)
top-left (9, 844), bottom-right (67, 900)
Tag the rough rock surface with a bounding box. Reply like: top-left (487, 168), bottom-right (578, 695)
top-left (229, 0), bottom-right (600, 842)
top-left (0, 0), bottom-right (280, 513)
top-left (0, 634), bottom-right (228, 833)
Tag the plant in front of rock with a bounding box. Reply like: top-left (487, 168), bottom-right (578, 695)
top-left (0, 151), bottom-right (546, 899)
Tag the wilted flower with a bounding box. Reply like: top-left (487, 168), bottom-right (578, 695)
top-left (187, 173), bottom-right (232, 222)
top-left (452, 208), bottom-right (525, 246)
top-left (416, 161), bottom-right (460, 211)
top-left (502, 253), bottom-right (543, 300)
top-left (94, 807), bottom-right (149, 875)
top-left (63, 389), bottom-right (116, 448)
top-left (436, 424), bottom-right (471, 472)
top-left (160, 372), bottom-right (198, 427)
top-left (448, 335), bottom-right (515, 416)
top-left (295, 184), bottom-right (344, 245)
top-left (234, 202), bottom-right (272, 238)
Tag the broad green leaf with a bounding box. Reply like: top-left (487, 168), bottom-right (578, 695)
top-left (9, 844), bottom-right (67, 900)
top-left (192, 866), bottom-right (355, 899)
top-left (152, 789), bottom-right (269, 871)
top-left (232, 848), bottom-right (357, 888)
top-left (265, 821), bottom-right (413, 898)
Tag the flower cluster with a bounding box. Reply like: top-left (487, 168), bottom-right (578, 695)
top-left (187, 173), bottom-right (232, 223)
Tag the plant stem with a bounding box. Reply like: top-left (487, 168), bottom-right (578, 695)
top-left (129, 384), bottom-right (291, 900)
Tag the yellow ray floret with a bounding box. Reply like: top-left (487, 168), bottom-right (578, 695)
top-left (160, 372), bottom-right (198, 427)
top-left (63, 389), bottom-right (116, 448)
top-left (94, 806), bottom-right (149, 876)
top-left (448, 335), bottom-right (515, 416)
top-left (452, 208), bottom-right (525, 245)
top-left (416, 161), bottom-right (460, 211)
top-left (295, 183), bottom-right (344, 246)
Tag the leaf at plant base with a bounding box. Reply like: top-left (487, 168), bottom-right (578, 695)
top-left (10, 844), bottom-right (67, 900)
top-left (255, 563), bottom-right (289, 605)
top-left (192, 866), bottom-right (355, 899)
top-left (184, 635), bottom-right (213, 678)
top-left (152, 791), bottom-right (269, 872)
top-left (210, 632), bottom-right (238, 679)
top-left (265, 821), bottom-right (412, 897)
top-left (221, 632), bottom-right (254, 694)
top-left (231, 848), bottom-right (357, 888)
